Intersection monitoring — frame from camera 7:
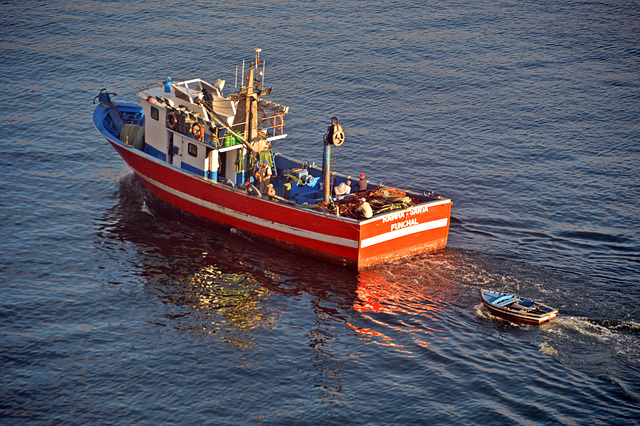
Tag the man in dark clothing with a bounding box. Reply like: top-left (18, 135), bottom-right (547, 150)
top-left (201, 88), bottom-right (213, 111)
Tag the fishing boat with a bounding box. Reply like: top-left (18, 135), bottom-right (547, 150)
top-left (480, 289), bottom-right (558, 324)
top-left (92, 49), bottom-right (452, 269)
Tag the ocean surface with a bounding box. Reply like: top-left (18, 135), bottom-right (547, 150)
top-left (1, 0), bottom-right (639, 423)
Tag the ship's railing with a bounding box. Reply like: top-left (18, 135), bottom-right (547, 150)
top-left (216, 115), bottom-right (286, 139)
top-left (258, 113), bottom-right (285, 137)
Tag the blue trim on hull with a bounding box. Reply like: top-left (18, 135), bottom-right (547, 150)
top-left (144, 143), bottom-right (166, 162)
top-left (181, 162), bottom-right (205, 176)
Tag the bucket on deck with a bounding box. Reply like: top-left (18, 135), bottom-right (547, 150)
top-left (223, 130), bottom-right (242, 147)
top-left (283, 182), bottom-right (292, 199)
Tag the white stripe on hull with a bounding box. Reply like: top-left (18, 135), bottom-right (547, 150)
top-left (136, 168), bottom-right (449, 252)
top-left (137, 172), bottom-right (359, 248)
top-left (360, 218), bottom-right (449, 248)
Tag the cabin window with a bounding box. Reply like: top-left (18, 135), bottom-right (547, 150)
top-left (185, 81), bottom-right (202, 92)
top-left (150, 106), bottom-right (159, 121)
top-left (188, 143), bottom-right (198, 157)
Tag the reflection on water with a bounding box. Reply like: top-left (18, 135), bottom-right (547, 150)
top-left (95, 173), bottom-right (367, 401)
top-left (350, 264), bottom-right (454, 352)
top-left (158, 265), bottom-right (273, 347)
top-left (96, 173), bottom-right (359, 350)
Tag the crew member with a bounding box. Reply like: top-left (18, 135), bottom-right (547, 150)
top-left (357, 174), bottom-right (368, 192)
top-left (356, 197), bottom-right (373, 219)
top-left (259, 160), bottom-right (272, 193)
top-left (201, 88), bottom-right (213, 111)
top-left (334, 179), bottom-right (352, 197)
top-left (266, 184), bottom-right (276, 200)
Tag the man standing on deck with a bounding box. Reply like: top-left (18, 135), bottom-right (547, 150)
top-left (259, 161), bottom-right (272, 193)
top-left (201, 88), bottom-right (213, 111)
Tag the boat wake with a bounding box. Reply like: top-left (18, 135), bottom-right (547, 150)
top-left (538, 341), bottom-right (559, 356)
top-left (230, 227), bottom-right (245, 237)
top-left (538, 315), bottom-right (640, 400)
top-left (141, 201), bottom-right (152, 215)
top-left (544, 316), bottom-right (639, 345)
top-left (540, 316), bottom-right (640, 363)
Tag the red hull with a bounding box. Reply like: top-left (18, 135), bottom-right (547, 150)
top-left (108, 139), bottom-right (451, 268)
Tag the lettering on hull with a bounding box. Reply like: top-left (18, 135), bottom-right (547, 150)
top-left (390, 218), bottom-right (419, 231)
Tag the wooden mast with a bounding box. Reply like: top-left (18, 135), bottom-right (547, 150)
top-left (232, 62), bottom-right (258, 144)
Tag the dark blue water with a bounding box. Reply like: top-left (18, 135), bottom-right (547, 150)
top-left (2, 0), bottom-right (639, 423)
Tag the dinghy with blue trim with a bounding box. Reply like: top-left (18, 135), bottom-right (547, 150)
top-left (480, 289), bottom-right (558, 324)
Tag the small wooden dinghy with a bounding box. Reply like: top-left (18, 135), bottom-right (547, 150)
top-left (480, 289), bottom-right (558, 324)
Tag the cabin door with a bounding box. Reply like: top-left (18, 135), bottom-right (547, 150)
top-left (171, 135), bottom-right (184, 167)
top-left (223, 150), bottom-right (238, 183)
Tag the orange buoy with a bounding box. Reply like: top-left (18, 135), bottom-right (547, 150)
top-left (270, 113), bottom-right (284, 130)
top-left (166, 112), bottom-right (178, 130)
top-left (192, 123), bottom-right (204, 141)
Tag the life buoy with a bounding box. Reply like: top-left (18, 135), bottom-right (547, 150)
top-left (270, 113), bottom-right (284, 130)
top-left (167, 112), bottom-right (178, 130)
top-left (192, 123), bottom-right (204, 141)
